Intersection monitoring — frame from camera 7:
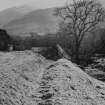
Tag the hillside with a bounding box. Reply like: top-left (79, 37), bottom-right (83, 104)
top-left (3, 8), bottom-right (60, 36)
top-left (0, 51), bottom-right (105, 105)
top-left (0, 5), bottom-right (36, 27)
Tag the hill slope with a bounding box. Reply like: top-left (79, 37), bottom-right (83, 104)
top-left (4, 8), bottom-right (60, 36)
top-left (0, 51), bottom-right (105, 105)
top-left (0, 5), bottom-right (36, 27)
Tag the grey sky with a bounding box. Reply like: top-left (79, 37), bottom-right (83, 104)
top-left (0, 0), bottom-right (105, 11)
top-left (0, 0), bottom-right (66, 11)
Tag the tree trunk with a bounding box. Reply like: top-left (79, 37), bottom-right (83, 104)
top-left (74, 44), bottom-right (80, 64)
top-left (56, 44), bottom-right (71, 60)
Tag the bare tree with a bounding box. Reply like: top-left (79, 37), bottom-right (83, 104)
top-left (55, 0), bottom-right (105, 63)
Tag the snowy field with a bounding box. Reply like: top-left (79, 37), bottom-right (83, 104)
top-left (0, 51), bottom-right (105, 105)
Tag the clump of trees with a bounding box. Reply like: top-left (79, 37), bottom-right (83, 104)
top-left (55, 0), bottom-right (105, 64)
top-left (39, 46), bottom-right (61, 60)
top-left (0, 29), bottom-right (11, 51)
top-left (11, 32), bottom-right (58, 51)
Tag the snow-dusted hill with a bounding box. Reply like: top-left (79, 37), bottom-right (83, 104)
top-left (4, 8), bottom-right (60, 36)
top-left (0, 51), bottom-right (105, 105)
top-left (0, 5), bottom-right (36, 28)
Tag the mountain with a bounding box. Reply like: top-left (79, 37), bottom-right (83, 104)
top-left (0, 5), bottom-right (36, 27)
top-left (3, 8), bottom-right (60, 36)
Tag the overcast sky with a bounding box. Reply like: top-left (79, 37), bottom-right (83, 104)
top-left (0, 0), bottom-right (105, 11)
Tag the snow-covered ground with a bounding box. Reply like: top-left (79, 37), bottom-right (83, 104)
top-left (0, 51), bottom-right (105, 105)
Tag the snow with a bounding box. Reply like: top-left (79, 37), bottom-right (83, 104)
top-left (0, 51), bottom-right (105, 105)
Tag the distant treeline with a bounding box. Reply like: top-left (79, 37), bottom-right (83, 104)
top-left (10, 33), bottom-right (57, 51)
top-left (1, 29), bottom-right (105, 54)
